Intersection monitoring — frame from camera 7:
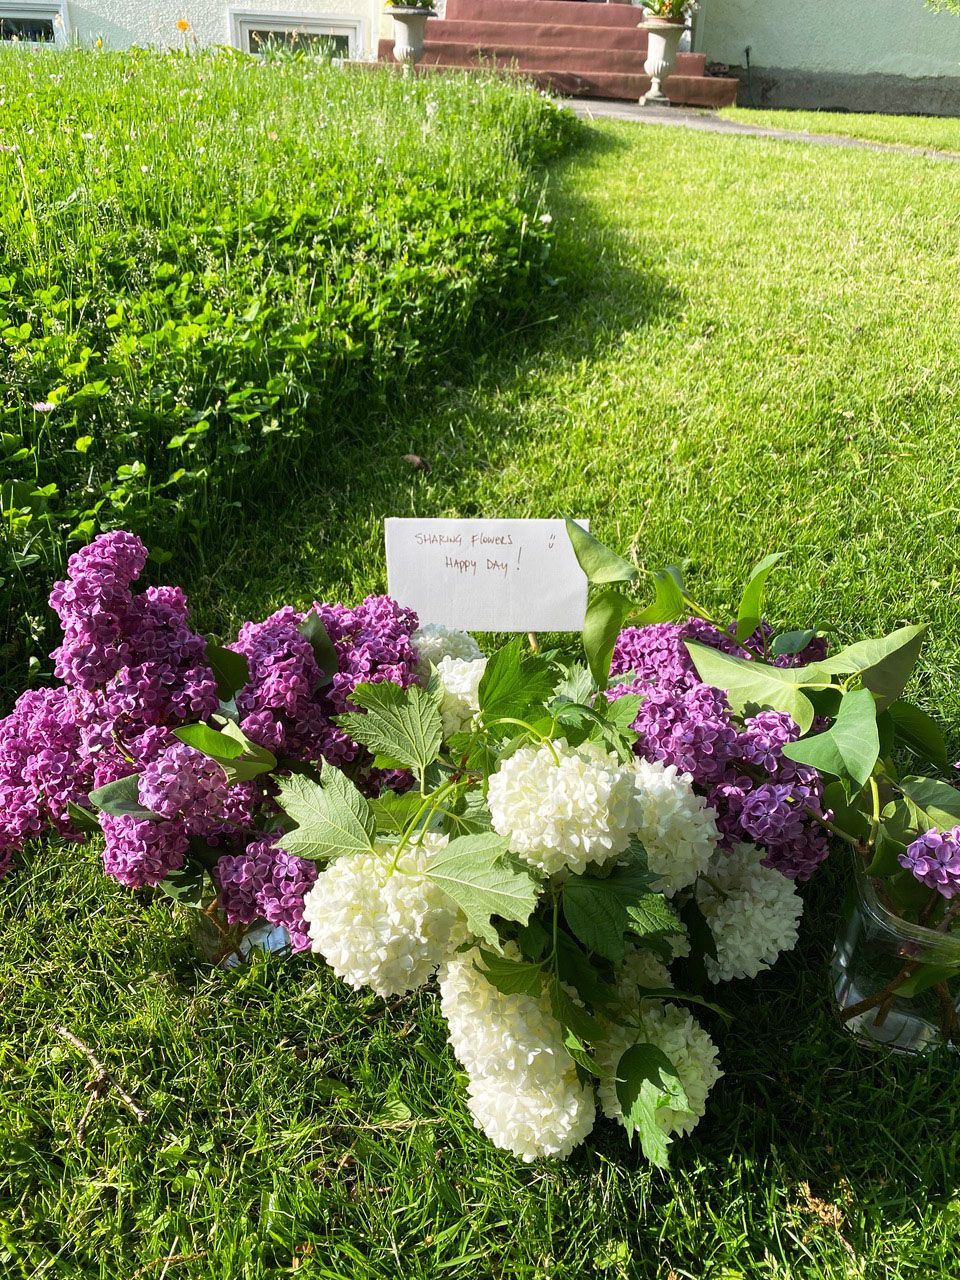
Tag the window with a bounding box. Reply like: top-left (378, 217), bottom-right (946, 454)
top-left (228, 10), bottom-right (363, 59)
top-left (0, 2), bottom-right (68, 44)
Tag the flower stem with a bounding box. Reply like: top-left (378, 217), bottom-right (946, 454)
top-left (389, 778), bottom-right (458, 872)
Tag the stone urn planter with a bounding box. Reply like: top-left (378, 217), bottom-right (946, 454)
top-left (638, 16), bottom-right (685, 106)
top-left (386, 5), bottom-right (437, 71)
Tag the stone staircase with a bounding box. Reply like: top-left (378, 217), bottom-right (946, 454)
top-left (378, 0), bottom-right (739, 105)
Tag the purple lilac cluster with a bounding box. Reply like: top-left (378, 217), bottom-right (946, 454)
top-left (0, 532), bottom-right (220, 882)
top-left (101, 813), bottom-right (190, 889)
top-left (609, 621), bottom-right (831, 881)
top-left (231, 595), bottom-right (420, 783)
top-left (0, 530), bottom-right (422, 951)
top-left (138, 742), bottom-right (231, 822)
top-left (214, 839), bottom-right (318, 952)
top-left (899, 827), bottom-right (960, 899)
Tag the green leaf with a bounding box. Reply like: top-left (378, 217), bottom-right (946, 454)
top-left (674, 897), bottom-right (717, 992)
top-left (475, 948), bottom-right (544, 996)
top-left (563, 877), bottom-right (630, 962)
top-left (517, 916), bottom-right (550, 962)
top-left (816, 624), bottom-right (926, 711)
top-left (336, 680), bottom-right (442, 778)
top-left (426, 833), bottom-right (540, 946)
top-left (562, 860), bottom-right (679, 961)
top-left (204, 638), bottom-right (250, 701)
top-left (780, 687), bottom-right (880, 788)
top-left (771, 629), bottom-right (816, 658)
top-left (821, 780), bottom-right (871, 843)
top-left (583, 588), bottom-right (632, 689)
top-left (298, 611), bottom-right (340, 688)
top-left (66, 801), bottom-right (102, 834)
top-left (175, 719), bottom-right (276, 782)
top-left (554, 663), bottom-right (597, 705)
top-left (864, 823), bottom-right (908, 878)
top-left (624, 893), bottom-right (685, 946)
top-left (441, 788), bottom-right (493, 838)
top-left (275, 765), bottom-right (376, 861)
top-left (887, 700), bottom-right (949, 769)
top-left (879, 794), bottom-right (925, 846)
top-left (683, 641), bottom-right (830, 734)
top-left (555, 933), bottom-right (620, 1009)
top-left (894, 962), bottom-right (960, 999)
top-left (547, 977), bottom-right (605, 1046)
top-left (174, 722), bottom-right (246, 760)
top-left (369, 790), bottom-right (426, 835)
top-left (88, 773), bottom-right (159, 821)
top-left (565, 518), bottom-right (637, 585)
top-left (561, 1028), bottom-right (602, 1077)
top-left (634, 984), bottom-right (733, 1026)
top-left (898, 775), bottom-right (960, 832)
top-left (633, 568), bottom-right (687, 627)
top-left (477, 638), bottom-right (557, 726)
top-left (157, 860), bottom-right (207, 906)
top-left (735, 553), bottom-right (785, 644)
top-left (603, 694), bottom-right (642, 734)
top-left (615, 1042), bottom-right (688, 1169)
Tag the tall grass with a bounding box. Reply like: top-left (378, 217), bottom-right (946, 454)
top-left (0, 50), bottom-right (573, 699)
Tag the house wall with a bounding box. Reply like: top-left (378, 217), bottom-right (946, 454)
top-left (58, 0), bottom-right (380, 59)
top-left (696, 0), bottom-right (960, 115)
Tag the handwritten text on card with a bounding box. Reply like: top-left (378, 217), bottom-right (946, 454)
top-left (385, 518), bottom-right (589, 632)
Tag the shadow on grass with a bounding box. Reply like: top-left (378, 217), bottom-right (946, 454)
top-left (166, 122), bottom-right (684, 635)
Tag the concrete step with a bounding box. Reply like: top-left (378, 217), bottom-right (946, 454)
top-left (444, 0), bottom-right (650, 28)
top-left (407, 40), bottom-right (705, 76)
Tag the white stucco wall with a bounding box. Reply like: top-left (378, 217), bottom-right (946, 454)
top-left (57, 0), bottom-right (379, 59)
top-left (697, 0), bottom-right (960, 77)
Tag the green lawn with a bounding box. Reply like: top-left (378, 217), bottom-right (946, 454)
top-left (6, 114), bottom-right (960, 1278)
top-left (721, 105), bottom-right (960, 153)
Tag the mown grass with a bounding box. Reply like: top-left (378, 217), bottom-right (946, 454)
top-left (0, 51), bottom-right (569, 696)
top-left (5, 108), bottom-right (960, 1278)
top-left (721, 105), bottom-right (960, 153)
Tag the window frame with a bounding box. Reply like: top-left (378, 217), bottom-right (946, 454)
top-left (0, 1), bottom-right (70, 46)
top-left (227, 8), bottom-right (363, 59)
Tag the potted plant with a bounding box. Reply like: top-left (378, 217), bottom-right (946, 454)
top-left (638, 1), bottom-right (695, 106)
top-left (385, 0), bottom-right (437, 72)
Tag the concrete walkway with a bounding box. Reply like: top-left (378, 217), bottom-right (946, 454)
top-left (566, 99), bottom-right (960, 162)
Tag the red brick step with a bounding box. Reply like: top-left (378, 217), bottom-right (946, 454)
top-left (380, 0), bottom-right (740, 105)
top-left (444, 0), bottom-right (650, 27)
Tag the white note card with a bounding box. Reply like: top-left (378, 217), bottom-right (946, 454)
top-left (385, 518), bottom-right (589, 633)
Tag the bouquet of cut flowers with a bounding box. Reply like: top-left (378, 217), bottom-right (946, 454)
top-left (10, 521), bottom-right (957, 1161)
top-left (0, 529), bottom-right (817, 1166)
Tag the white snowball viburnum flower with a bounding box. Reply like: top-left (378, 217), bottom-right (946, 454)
top-left (488, 739), bottom-right (643, 877)
top-left (412, 624), bottom-right (483, 673)
top-left (632, 758), bottom-right (720, 896)
top-left (438, 946), bottom-right (595, 1161)
top-left (435, 655), bottom-right (487, 739)
top-left (596, 1002), bottom-right (722, 1139)
top-left (439, 945), bottom-right (571, 1080)
top-left (302, 833), bottom-right (461, 997)
top-left (695, 842), bottom-right (803, 982)
top-left (463, 1066), bottom-right (596, 1164)
top-left (617, 942), bottom-right (673, 1002)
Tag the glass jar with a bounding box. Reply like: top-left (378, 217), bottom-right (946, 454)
top-left (187, 905), bottom-right (291, 969)
top-left (831, 860), bottom-right (960, 1054)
